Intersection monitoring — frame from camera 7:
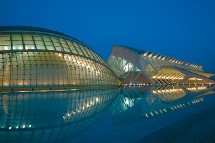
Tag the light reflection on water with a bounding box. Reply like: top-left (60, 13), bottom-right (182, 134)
top-left (0, 85), bottom-right (215, 143)
top-left (0, 88), bottom-right (120, 143)
top-left (111, 85), bottom-right (210, 125)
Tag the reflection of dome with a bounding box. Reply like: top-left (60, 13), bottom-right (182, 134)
top-left (0, 88), bottom-right (120, 143)
top-left (0, 26), bottom-right (119, 90)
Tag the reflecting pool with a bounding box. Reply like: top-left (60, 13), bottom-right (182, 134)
top-left (0, 85), bottom-right (215, 143)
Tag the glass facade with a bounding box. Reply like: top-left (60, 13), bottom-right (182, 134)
top-left (108, 45), bottom-right (215, 85)
top-left (0, 27), bottom-right (120, 89)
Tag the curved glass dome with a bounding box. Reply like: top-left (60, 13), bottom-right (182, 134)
top-left (0, 26), bottom-right (120, 90)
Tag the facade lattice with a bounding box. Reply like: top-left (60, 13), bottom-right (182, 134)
top-left (108, 45), bottom-right (215, 85)
top-left (0, 26), bottom-right (120, 89)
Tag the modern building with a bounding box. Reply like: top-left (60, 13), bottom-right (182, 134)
top-left (108, 45), bottom-right (215, 85)
top-left (0, 26), bottom-right (120, 90)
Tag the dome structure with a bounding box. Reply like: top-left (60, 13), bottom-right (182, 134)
top-left (0, 26), bottom-right (119, 90)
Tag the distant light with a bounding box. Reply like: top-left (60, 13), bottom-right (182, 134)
top-left (9, 126), bottom-right (12, 130)
top-left (96, 98), bottom-right (99, 102)
top-left (150, 112), bottom-right (154, 116)
top-left (29, 125), bottom-right (32, 128)
top-left (148, 54), bottom-right (153, 58)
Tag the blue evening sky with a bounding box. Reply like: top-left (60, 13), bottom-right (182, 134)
top-left (1, 0), bottom-right (215, 72)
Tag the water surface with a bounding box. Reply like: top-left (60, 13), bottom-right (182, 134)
top-left (0, 85), bottom-right (215, 143)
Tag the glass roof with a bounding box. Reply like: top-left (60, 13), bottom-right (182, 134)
top-left (0, 26), bottom-right (107, 67)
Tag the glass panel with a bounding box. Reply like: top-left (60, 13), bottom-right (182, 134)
top-left (13, 45), bottom-right (23, 50)
top-left (55, 46), bottom-right (63, 51)
top-left (24, 41), bottom-right (34, 44)
top-left (66, 40), bottom-right (73, 46)
top-left (67, 40), bottom-right (78, 54)
top-left (0, 41), bottom-right (10, 45)
top-left (73, 42), bottom-right (83, 56)
top-left (59, 38), bottom-right (66, 43)
top-left (79, 45), bottom-right (89, 57)
top-left (33, 35), bottom-right (42, 41)
top-left (63, 47), bottom-right (70, 52)
top-left (43, 36), bottom-right (51, 42)
top-left (25, 45), bottom-right (35, 50)
top-left (46, 46), bottom-right (55, 50)
top-left (35, 41), bottom-right (44, 45)
top-left (0, 46), bottom-right (11, 50)
top-left (44, 41), bottom-right (53, 46)
top-left (12, 35), bottom-right (22, 40)
top-left (23, 35), bottom-right (33, 40)
top-left (0, 35), bottom-right (10, 41)
top-left (85, 48), bottom-right (94, 57)
top-left (12, 41), bottom-right (22, 45)
top-left (36, 45), bottom-right (46, 49)
top-left (53, 42), bottom-right (61, 47)
top-left (51, 37), bottom-right (58, 43)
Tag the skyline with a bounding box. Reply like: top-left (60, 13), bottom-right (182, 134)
top-left (1, 0), bottom-right (215, 72)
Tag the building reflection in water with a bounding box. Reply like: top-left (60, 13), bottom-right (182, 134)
top-left (0, 88), bottom-right (120, 143)
top-left (111, 85), bottom-right (215, 125)
top-left (0, 85), bottom-right (214, 143)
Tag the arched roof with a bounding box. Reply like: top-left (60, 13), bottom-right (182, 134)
top-left (0, 26), bottom-right (107, 66)
top-left (0, 26), bottom-right (79, 42)
top-left (112, 45), bottom-right (203, 71)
